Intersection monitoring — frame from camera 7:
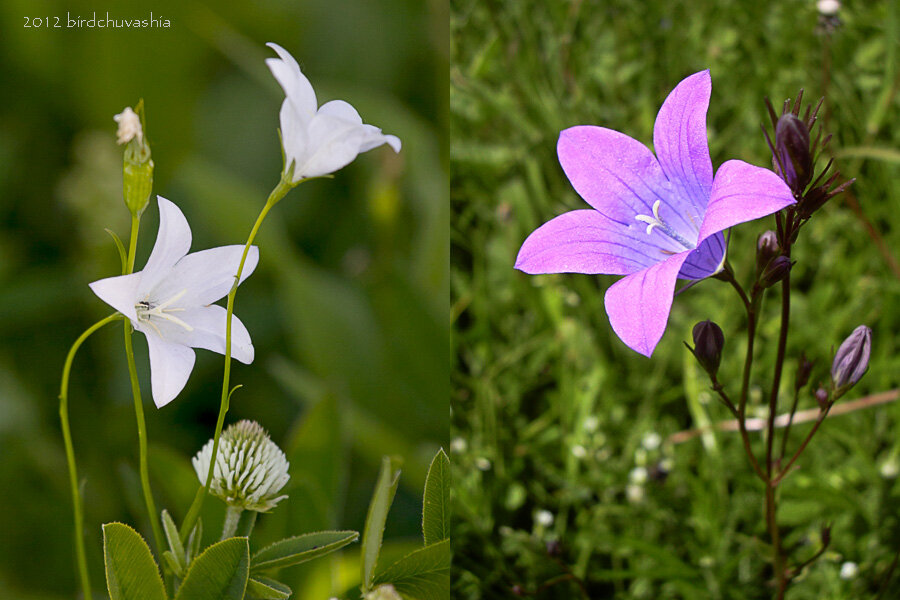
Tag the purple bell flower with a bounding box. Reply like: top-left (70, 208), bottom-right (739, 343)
top-left (515, 71), bottom-right (795, 356)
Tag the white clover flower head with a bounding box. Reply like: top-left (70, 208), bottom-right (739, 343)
top-left (475, 457), bottom-right (492, 471)
top-left (265, 42), bottom-right (401, 182)
top-left (626, 483), bottom-right (644, 503)
top-left (629, 466), bottom-right (648, 485)
top-left (365, 584), bottom-right (402, 600)
top-left (89, 197), bottom-right (258, 407)
top-left (113, 107), bottom-right (143, 145)
top-left (192, 420), bottom-right (290, 512)
top-left (839, 561), bottom-right (858, 580)
top-left (817, 0), bottom-right (841, 16)
top-left (571, 444), bottom-right (587, 459)
top-left (449, 436), bottom-right (468, 454)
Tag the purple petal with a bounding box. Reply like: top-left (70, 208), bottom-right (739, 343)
top-left (557, 127), bottom-right (696, 237)
top-left (515, 210), bottom-right (673, 275)
top-left (698, 160), bottom-right (795, 241)
top-left (678, 231), bottom-right (726, 280)
top-left (604, 251), bottom-right (692, 357)
top-left (653, 70), bottom-right (713, 220)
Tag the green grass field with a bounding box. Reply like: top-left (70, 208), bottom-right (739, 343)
top-left (451, 0), bottom-right (900, 597)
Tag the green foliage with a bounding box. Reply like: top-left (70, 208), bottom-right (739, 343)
top-left (251, 530), bottom-right (360, 573)
top-left (373, 540), bottom-right (451, 600)
top-left (361, 456), bottom-right (403, 592)
top-left (452, 0), bottom-right (900, 598)
top-left (102, 522), bottom-right (166, 600)
top-left (246, 576), bottom-right (292, 600)
top-left (422, 448), bottom-right (451, 545)
top-left (174, 537), bottom-right (250, 600)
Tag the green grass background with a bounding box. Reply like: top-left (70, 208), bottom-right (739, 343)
top-left (451, 0), bottom-right (899, 598)
top-left (0, 0), bottom-right (448, 597)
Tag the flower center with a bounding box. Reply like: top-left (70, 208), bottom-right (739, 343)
top-left (635, 200), bottom-right (697, 250)
top-left (135, 289), bottom-right (194, 336)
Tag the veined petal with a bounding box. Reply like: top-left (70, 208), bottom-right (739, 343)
top-left (153, 245), bottom-right (260, 307)
top-left (280, 99), bottom-right (311, 175)
top-left (604, 251), bottom-right (692, 357)
top-left (88, 272), bottom-right (142, 322)
top-left (145, 305), bottom-right (254, 365)
top-left (145, 334), bottom-right (196, 408)
top-left (139, 197), bottom-right (192, 295)
top-left (653, 70), bottom-right (713, 219)
top-left (515, 209), bottom-right (674, 275)
top-left (558, 127), bottom-right (696, 237)
top-left (266, 43), bottom-right (317, 120)
top-left (698, 160), bottom-right (795, 241)
top-left (678, 231), bottom-right (726, 280)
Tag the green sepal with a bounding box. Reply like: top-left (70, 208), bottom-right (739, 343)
top-left (372, 539), bottom-right (450, 600)
top-left (104, 228), bottom-right (128, 274)
top-left (102, 522), bottom-right (167, 600)
top-left (422, 448), bottom-right (450, 545)
top-left (185, 517), bottom-right (203, 565)
top-left (361, 456), bottom-right (402, 592)
top-left (250, 530), bottom-right (359, 573)
top-left (246, 576), bottom-right (292, 599)
top-left (175, 536), bottom-right (250, 600)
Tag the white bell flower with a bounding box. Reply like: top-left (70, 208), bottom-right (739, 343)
top-left (89, 196), bottom-right (259, 407)
top-left (265, 42), bottom-right (401, 181)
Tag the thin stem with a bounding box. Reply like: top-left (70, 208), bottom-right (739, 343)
top-left (221, 506), bottom-right (243, 540)
top-left (709, 377), bottom-right (766, 481)
top-left (778, 385), bottom-right (802, 464)
top-left (122, 214), bottom-right (165, 557)
top-left (235, 510), bottom-right (258, 538)
top-left (772, 404), bottom-right (833, 486)
top-left (59, 312), bottom-right (123, 600)
top-left (180, 176), bottom-right (295, 540)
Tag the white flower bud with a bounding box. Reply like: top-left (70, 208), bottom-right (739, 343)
top-left (113, 107), bottom-right (143, 145)
top-left (192, 420), bottom-right (290, 512)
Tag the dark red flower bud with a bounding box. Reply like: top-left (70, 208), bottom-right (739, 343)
top-left (795, 353), bottom-right (814, 391)
top-left (756, 230), bottom-right (780, 274)
top-left (691, 320), bottom-right (725, 375)
top-left (759, 256), bottom-right (793, 288)
top-left (775, 114), bottom-right (813, 194)
top-left (831, 325), bottom-right (872, 391)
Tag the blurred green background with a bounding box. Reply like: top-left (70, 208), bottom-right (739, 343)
top-left (452, 0), bottom-right (899, 598)
top-left (0, 0), bottom-right (447, 597)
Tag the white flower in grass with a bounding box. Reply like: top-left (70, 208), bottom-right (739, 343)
top-left (89, 197), bottom-right (258, 407)
top-left (839, 561), bottom-right (858, 580)
top-left (265, 42), bottom-right (401, 182)
top-left (192, 420), bottom-right (290, 512)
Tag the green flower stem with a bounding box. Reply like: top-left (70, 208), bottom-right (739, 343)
top-left (221, 506), bottom-right (243, 540)
top-left (235, 510), bottom-right (258, 538)
top-left (59, 311), bottom-right (123, 600)
top-left (122, 213), bottom-right (166, 558)
top-left (180, 175), bottom-right (295, 541)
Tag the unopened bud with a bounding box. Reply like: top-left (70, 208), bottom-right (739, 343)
top-left (690, 320), bottom-right (725, 376)
top-left (815, 387), bottom-right (829, 408)
top-left (759, 256), bottom-right (793, 288)
top-left (116, 103), bottom-right (153, 217)
top-left (831, 325), bottom-right (872, 391)
top-left (775, 114), bottom-right (812, 194)
top-left (756, 230), bottom-right (780, 273)
top-left (795, 353), bottom-right (814, 391)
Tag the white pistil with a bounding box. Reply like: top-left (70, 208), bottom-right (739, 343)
top-left (135, 289), bottom-right (194, 334)
top-left (635, 200), bottom-right (665, 235)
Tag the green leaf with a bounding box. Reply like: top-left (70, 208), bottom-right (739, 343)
top-left (422, 449), bottom-right (450, 545)
top-left (102, 522), bottom-right (167, 600)
top-left (175, 537), bottom-right (250, 600)
top-left (251, 530), bottom-right (359, 573)
top-left (185, 518), bottom-right (203, 565)
top-left (246, 576), bottom-right (292, 599)
top-left (361, 457), bottom-right (402, 592)
top-left (373, 540), bottom-right (450, 600)
top-left (161, 509), bottom-right (186, 570)
top-left (104, 228), bottom-right (128, 274)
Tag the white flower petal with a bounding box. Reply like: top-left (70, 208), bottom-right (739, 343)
top-left (317, 100), bottom-right (364, 125)
top-left (154, 245), bottom-right (259, 307)
top-left (88, 272), bottom-right (142, 322)
top-left (265, 43), bottom-right (317, 119)
top-left (358, 125), bottom-right (402, 153)
top-left (145, 334), bottom-right (196, 408)
top-left (140, 197), bottom-right (192, 294)
top-left (299, 114), bottom-right (371, 178)
top-left (279, 99), bottom-right (311, 177)
top-left (143, 305), bottom-right (254, 365)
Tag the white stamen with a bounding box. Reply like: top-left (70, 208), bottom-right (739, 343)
top-left (135, 289), bottom-right (194, 332)
top-left (635, 200), bottom-right (664, 234)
